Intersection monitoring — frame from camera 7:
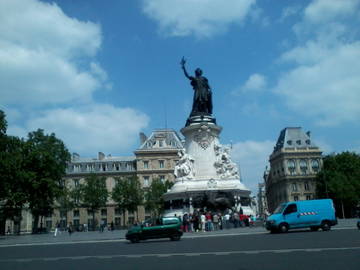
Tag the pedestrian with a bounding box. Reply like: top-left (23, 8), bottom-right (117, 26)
top-left (200, 212), bottom-right (206, 232)
top-left (6, 226), bottom-right (11, 235)
top-left (68, 222), bottom-right (73, 236)
top-left (205, 212), bottom-right (213, 231)
top-left (54, 222), bottom-right (60, 237)
top-left (110, 221), bottom-right (115, 231)
top-left (182, 213), bottom-right (189, 232)
top-left (224, 212), bottom-right (230, 229)
top-left (213, 213), bottom-right (219, 230)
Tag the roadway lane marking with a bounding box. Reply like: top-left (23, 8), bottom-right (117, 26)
top-left (1, 246), bottom-right (360, 263)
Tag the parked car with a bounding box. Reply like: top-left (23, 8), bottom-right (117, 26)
top-left (266, 199), bottom-right (337, 233)
top-left (126, 217), bottom-right (183, 243)
top-left (357, 219), bottom-right (360, 230)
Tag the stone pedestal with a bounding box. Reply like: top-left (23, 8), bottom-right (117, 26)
top-left (164, 115), bottom-right (253, 217)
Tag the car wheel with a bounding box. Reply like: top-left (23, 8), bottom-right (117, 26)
top-left (310, 226), bottom-right (319, 231)
top-left (321, 221), bottom-right (331, 231)
top-left (170, 234), bottom-right (181, 241)
top-left (279, 223), bottom-right (288, 233)
top-left (130, 235), bottom-right (139, 243)
top-left (357, 222), bottom-right (360, 230)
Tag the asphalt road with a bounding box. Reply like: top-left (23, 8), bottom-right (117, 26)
top-left (0, 228), bottom-right (359, 270)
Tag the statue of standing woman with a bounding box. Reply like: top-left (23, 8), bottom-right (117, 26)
top-left (181, 57), bottom-right (213, 116)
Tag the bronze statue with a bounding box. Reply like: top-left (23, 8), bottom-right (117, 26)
top-left (181, 57), bottom-right (213, 116)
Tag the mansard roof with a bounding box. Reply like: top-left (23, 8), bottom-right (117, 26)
top-left (70, 152), bottom-right (135, 164)
top-left (273, 127), bottom-right (319, 152)
top-left (136, 128), bottom-right (183, 151)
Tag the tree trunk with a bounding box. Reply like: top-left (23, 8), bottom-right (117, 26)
top-left (92, 211), bottom-right (96, 231)
top-left (341, 200), bottom-right (345, 219)
top-left (32, 214), bottom-right (39, 234)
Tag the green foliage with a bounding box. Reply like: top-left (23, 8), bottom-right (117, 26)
top-left (317, 152), bottom-right (360, 217)
top-left (24, 129), bottom-right (70, 231)
top-left (0, 110), bottom-right (7, 136)
top-left (112, 176), bottom-right (143, 223)
top-left (80, 174), bottom-right (109, 230)
top-left (80, 174), bottom-right (109, 212)
top-left (144, 178), bottom-right (173, 217)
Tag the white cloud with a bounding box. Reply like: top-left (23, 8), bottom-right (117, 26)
top-left (304, 0), bottom-right (360, 24)
top-left (241, 73), bottom-right (267, 93)
top-left (0, 0), bottom-right (104, 107)
top-left (10, 105), bottom-right (150, 155)
top-left (274, 0), bottom-right (360, 126)
top-left (142, 0), bottom-right (256, 38)
top-left (231, 140), bottom-right (274, 192)
top-left (280, 5), bottom-right (302, 22)
top-left (1, 0), bottom-right (151, 156)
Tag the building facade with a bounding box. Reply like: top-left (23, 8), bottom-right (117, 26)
top-left (5, 129), bottom-right (184, 233)
top-left (265, 127), bottom-right (323, 213)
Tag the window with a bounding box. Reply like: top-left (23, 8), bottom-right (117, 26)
top-left (60, 211), bottom-right (67, 218)
top-left (292, 183), bottom-right (298, 191)
top-left (115, 208), bottom-right (121, 215)
top-left (87, 210), bottom-right (93, 216)
top-left (115, 217), bottom-right (121, 226)
top-left (311, 159), bottom-right (320, 172)
top-left (160, 175), bottom-right (165, 183)
top-left (294, 196), bottom-right (299, 201)
top-left (159, 160), bottom-right (164, 168)
top-left (73, 210), bottom-right (80, 217)
top-left (102, 164), bottom-right (106, 171)
top-left (304, 182), bottom-right (310, 191)
top-left (296, 140), bottom-right (301, 145)
top-left (306, 195), bottom-right (311, 200)
top-left (73, 179), bottom-right (79, 187)
top-left (159, 140), bottom-right (163, 147)
top-left (287, 160), bottom-right (296, 175)
top-left (299, 159), bottom-right (308, 175)
top-left (144, 176), bottom-right (149, 187)
top-left (143, 161), bottom-right (149, 169)
top-left (101, 209), bottom-right (107, 216)
top-left (284, 203), bottom-right (297, 214)
top-left (128, 217), bottom-right (135, 225)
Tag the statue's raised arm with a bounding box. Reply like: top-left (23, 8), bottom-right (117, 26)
top-left (180, 57), bottom-right (191, 79)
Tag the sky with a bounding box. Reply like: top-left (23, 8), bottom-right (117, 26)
top-left (1, 0), bottom-right (360, 194)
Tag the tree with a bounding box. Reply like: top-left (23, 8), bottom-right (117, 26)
top-left (317, 152), bottom-right (360, 218)
top-left (0, 111), bottom-right (29, 235)
top-left (112, 176), bottom-right (143, 226)
top-left (24, 129), bottom-right (70, 233)
top-left (144, 178), bottom-right (173, 218)
top-left (80, 174), bottom-right (109, 230)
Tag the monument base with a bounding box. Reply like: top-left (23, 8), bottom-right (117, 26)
top-left (163, 178), bottom-right (253, 217)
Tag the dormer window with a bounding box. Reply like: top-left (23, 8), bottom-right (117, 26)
top-left (305, 139), bottom-right (311, 145)
top-left (287, 140), bottom-right (292, 145)
top-left (296, 140), bottom-right (301, 145)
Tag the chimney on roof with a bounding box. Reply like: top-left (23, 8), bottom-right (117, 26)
top-left (139, 132), bottom-right (147, 145)
top-left (72, 153), bottom-right (80, 161)
top-left (98, 152), bottom-right (105, 160)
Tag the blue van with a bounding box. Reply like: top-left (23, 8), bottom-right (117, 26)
top-left (266, 199), bottom-right (337, 233)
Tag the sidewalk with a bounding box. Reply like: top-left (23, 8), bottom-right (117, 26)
top-left (0, 218), bottom-right (357, 246)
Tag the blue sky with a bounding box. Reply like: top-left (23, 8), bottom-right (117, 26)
top-left (1, 0), bottom-right (360, 193)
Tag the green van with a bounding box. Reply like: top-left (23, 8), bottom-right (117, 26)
top-left (125, 217), bottom-right (183, 243)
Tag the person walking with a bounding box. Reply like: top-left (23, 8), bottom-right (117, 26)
top-left (200, 213), bottom-right (206, 232)
top-left (54, 222), bottom-right (60, 237)
top-left (68, 222), bottom-right (73, 236)
top-left (213, 213), bottom-right (219, 230)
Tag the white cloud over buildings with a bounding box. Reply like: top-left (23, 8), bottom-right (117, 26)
top-left (0, 0), bottom-right (149, 154)
top-left (274, 0), bottom-right (360, 126)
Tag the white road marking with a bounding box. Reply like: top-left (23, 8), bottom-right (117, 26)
top-left (0, 246), bottom-right (359, 263)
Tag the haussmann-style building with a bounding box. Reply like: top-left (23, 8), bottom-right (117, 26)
top-left (265, 127), bottom-right (323, 213)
